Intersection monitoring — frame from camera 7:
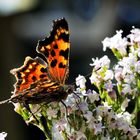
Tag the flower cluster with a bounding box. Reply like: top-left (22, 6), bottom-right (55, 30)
top-left (10, 27), bottom-right (140, 140)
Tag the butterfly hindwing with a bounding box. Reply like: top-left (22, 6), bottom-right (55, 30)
top-left (10, 56), bottom-right (49, 93)
top-left (37, 18), bottom-right (70, 84)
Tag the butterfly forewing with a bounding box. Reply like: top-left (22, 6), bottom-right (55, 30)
top-left (37, 18), bottom-right (70, 84)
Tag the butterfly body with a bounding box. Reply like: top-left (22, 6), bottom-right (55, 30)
top-left (10, 81), bottom-right (73, 104)
top-left (0, 18), bottom-right (73, 105)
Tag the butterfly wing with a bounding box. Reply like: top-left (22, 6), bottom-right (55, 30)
top-left (36, 18), bottom-right (70, 84)
top-left (10, 56), bottom-right (49, 93)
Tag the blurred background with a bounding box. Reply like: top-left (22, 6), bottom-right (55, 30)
top-left (0, 0), bottom-right (140, 139)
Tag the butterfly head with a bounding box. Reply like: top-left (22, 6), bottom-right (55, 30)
top-left (62, 84), bottom-right (75, 95)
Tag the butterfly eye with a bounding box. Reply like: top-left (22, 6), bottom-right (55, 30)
top-left (65, 85), bottom-right (74, 94)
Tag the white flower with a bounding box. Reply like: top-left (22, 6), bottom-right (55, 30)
top-left (135, 61), bottom-right (140, 73)
top-left (52, 123), bottom-right (64, 140)
top-left (127, 27), bottom-right (140, 45)
top-left (96, 102), bottom-right (111, 117)
top-left (46, 107), bottom-right (58, 120)
top-left (121, 97), bottom-right (130, 112)
top-left (0, 132), bottom-right (7, 140)
top-left (89, 72), bottom-right (101, 85)
top-left (76, 131), bottom-right (87, 140)
top-left (102, 30), bottom-right (128, 56)
top-left (136, 133), bottom-right (140, 140)
top-left (101, 136), bottom-right (112, 140)
top-left (118, 54), bottom-right (137, 74)
top-left (87, 90), bottom-right (99, 103)
top-left (128, 126), bottom-right (138, 139)
top-left (104, 81), bottom-right (113, 92)
top-left (103, 70), bottom-right (114, 81)
top-left (90, 55), bottom-right (110, 69)
top-left (117, 121), bottom-right (130, 133)
top-left (93, 122), bottom-right (104, 135)
top-left (114, 65), bottom-right (124, 82)
top-left (64, 94), bottom-right (77, 111)
top-left (122, 84), bottom-right (132, 94)
top-left (78, 102), bottom-right (89, 113)
top-left (76, 75), bottom-right (86, 95)
top-left (124, 73), bottom-right (135, 84)
top-left (102, 37), bottom-right (111, 51)
top-left (84, 111), bottom-right (93, 123)
top-left (122, 112), bottom-right (132, 124)
top-left (56, 118), bottom-right (67, 132)
top-left (115, 112), bottom-right (133, 133)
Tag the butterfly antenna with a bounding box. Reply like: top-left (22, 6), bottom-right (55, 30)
top-left (0, 98), bottom-right (11, 105)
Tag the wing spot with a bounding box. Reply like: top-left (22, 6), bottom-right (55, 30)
top-left (44, 49), bottom-right (49, 57)
top-left (32, 76), bottom-right (37, 81)
top-left (53, 44), bottom-right (58, 49)
top-left (51, 50), bottom-right (56, 57)
top-left (59, 62), bottom-right (66, 68)
top-left (51, 59), bottom-right (57, 67)
top-left (40, 67), bottom-right (47, 73)
top-left (40, 74), bottom-right (47, 78)
top-left (59, 48), bottom-right (69, 60)
top-left (58, 33), bottom-right (69, 42)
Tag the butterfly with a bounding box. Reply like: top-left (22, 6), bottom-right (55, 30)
top-left (1, 18), bottom-right (73, 105)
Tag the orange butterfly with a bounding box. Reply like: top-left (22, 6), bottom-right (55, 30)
top-left (1, 18), bottom-right (73, 105)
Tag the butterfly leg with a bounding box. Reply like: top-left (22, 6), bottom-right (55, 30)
top-left (60, 100), bottom-right (73, 126)
top-left (73, 91), bottom-right (81, 99)
top-left (24, 103), bottom-right (39, 124)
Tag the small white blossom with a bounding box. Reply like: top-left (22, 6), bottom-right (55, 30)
top-left (104, 81), bottom-right (113, 92)
top-left (76, 131), bottom-right (87, 140)
top-left (84, 111), bottom-right (93, 123)
top-left (89, 72), bottom-right (101, 85)
top-left (136, 133), bottom-right (140, 140)
top-left (122, 84), bottom-right (132, 94)
top-left (93, 122), bottom-right (104, 135)
top-left (121, 98), bottom-right (130, 111)
top-left (13, 102), bottom-right (21, 113)
top-left (56, 118), bottom-right (67, 132)
top-left (103, 70), bottom-right (114, 81)
top-left (52, 123), bottom-right (64, 140)
top-left (46, 107), bottom-right (58, 120)
top-left (127, 27), bottom-right (140, 45)
top-left (102, 30), bottom-right (128, 56)
top-left (116, 117), bottom-right (130, 133)
top-left (96, 102), bottom-right (111, 117)
top-left (79, 102), bottom-right (89, 113)
top-left (128, 126), bottom-right (138, 139)
top-left (135, 61), bottom-right (140, 73)
top-left (122, 112), bottom-right (132, 124)
top-left (0, 132), bottom-right (7, 140)
top-left (124, 73), bottom-right (135, 84)
top-left (118, 54), bottom-right (137, 74)
top-left (90, 55), bottom-right (110, 69)
top-left (114, 65), bottom-right (124, 82)
top-left (76, 75), bottom-right (86, 95)
top-left (87, 90), bottom-right (99, 103)
top-left (65, 94), bottom-right (77, 111)
top-left (101, 136), bottom-right (112, 140)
